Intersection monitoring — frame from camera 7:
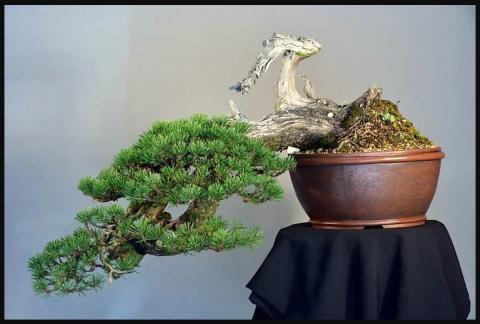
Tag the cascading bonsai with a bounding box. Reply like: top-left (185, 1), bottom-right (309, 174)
top-left (30, 32), bottom-right (436, 296)
top-left (29, 114), bottom-right (294, 296)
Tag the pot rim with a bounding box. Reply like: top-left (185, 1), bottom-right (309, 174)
top-left (290, 146), bottom-right (445, 165)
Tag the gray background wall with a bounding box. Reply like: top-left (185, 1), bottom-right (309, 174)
top-left (5, 5), bottom-right (475, 319)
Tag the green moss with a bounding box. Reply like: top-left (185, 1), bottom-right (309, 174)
top-left (307, 100), bottom-right (436, 153)
top-left (340, 103), bottom-right (364, 129)
top-left (314, 132), bottom-right (337, 148)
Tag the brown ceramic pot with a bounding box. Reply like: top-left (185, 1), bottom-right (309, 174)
top-left (289, 147), bottom-right (445, 229)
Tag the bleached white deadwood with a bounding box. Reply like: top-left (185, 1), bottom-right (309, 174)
top-left (229, 33), bottom-right (383, 151)
top-left (228, 99), bottom-right (246, 121)
top-left (301, 75), bottom-right (315, 99)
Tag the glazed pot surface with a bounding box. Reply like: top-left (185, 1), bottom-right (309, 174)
top-left (289, 147), bottom-right (445, 229)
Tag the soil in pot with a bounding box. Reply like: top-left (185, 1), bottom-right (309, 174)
top-left (300, 99), bottom-right (436, 153)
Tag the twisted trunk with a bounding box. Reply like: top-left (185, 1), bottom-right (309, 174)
top-left (131, 200), bottom-right (220, 257)
top-left (178, 200), bottom-right (220, 224)
top-left (229, 33), bottom-right (382, 151)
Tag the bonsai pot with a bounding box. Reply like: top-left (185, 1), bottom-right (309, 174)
top-left (289, 147), bottom-right (445, 229)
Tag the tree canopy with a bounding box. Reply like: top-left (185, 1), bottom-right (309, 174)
top-left (29, 114), bottom-right (295, 296)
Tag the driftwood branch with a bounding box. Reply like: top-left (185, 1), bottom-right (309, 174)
top-left (230, 33), bottom-right (321, 97)
top-left (229, 33), bottom-right (383, 151)
top-left (300, 75), bottom-right (315, 99)
top-left (228, 99), bottom-right (246, 121)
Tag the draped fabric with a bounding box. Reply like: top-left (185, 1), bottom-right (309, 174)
top-left (247, 221), bottom-right (470, 320)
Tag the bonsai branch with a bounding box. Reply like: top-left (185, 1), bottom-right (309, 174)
top-left (99, 250), bottom-right (133, 283)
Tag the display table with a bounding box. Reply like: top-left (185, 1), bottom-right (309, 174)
top-left (247, 220), bottom-right (470, 320)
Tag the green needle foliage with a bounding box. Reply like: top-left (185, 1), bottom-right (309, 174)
top-left (29, 114), bottom-right (295, 296)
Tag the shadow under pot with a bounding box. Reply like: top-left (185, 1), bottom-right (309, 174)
top-left (288, 147), bottom-right (445, 229)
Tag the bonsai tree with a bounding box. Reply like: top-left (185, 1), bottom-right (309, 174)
top-left (29, 114), bottom-right (294, 296)
top-left (228, 33), bottom-right (435, 152)
top-left (30, 33), bottom-right (434, 297)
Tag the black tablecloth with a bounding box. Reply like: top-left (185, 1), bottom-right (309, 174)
top-left (247, 220), bottom-right (470, 320)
